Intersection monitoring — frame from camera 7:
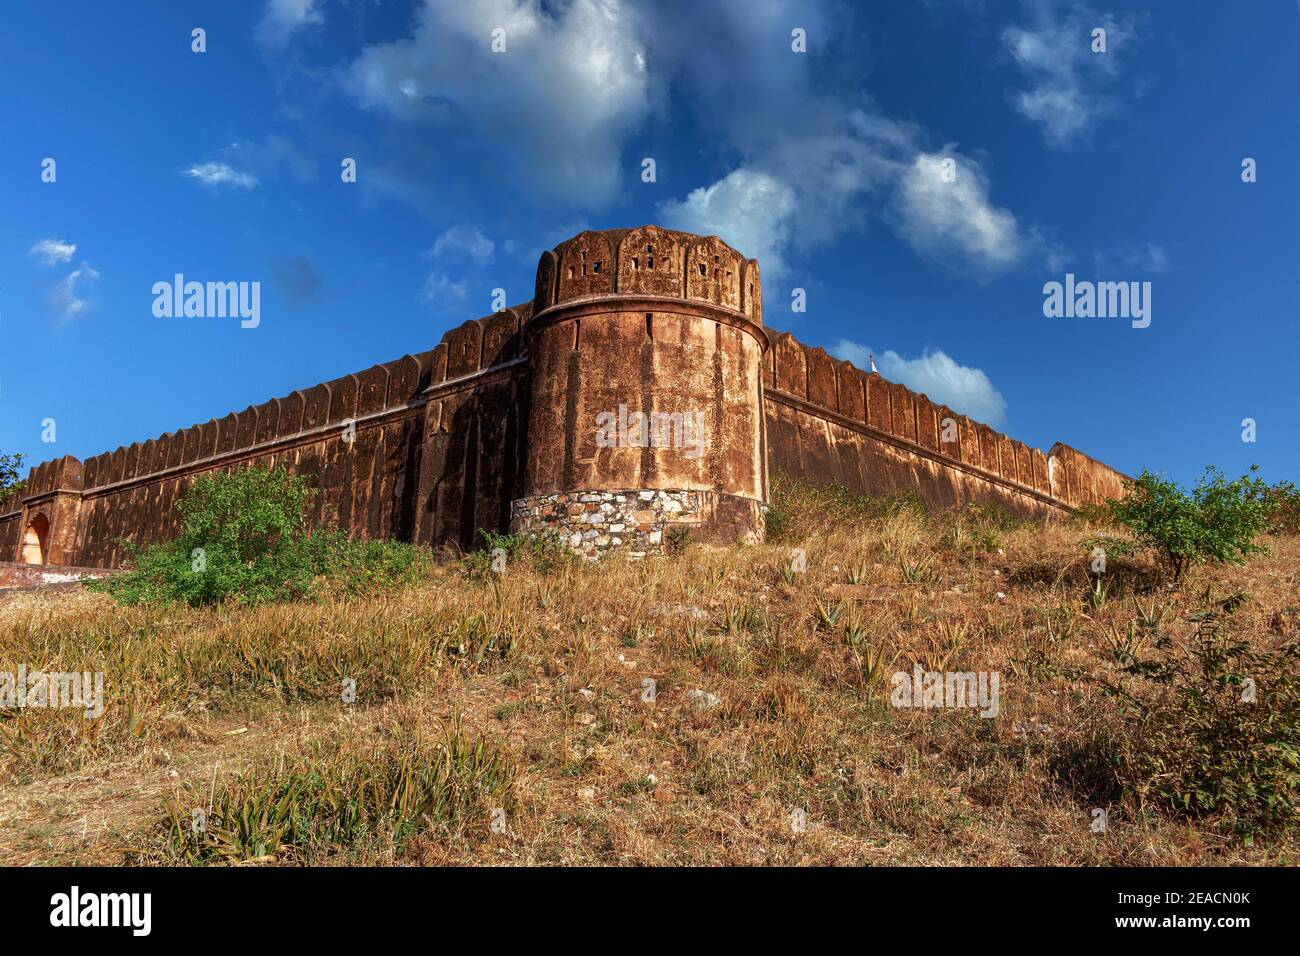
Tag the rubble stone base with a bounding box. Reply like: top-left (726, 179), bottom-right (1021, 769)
top-left (510, 489), bottom-right (764, 560)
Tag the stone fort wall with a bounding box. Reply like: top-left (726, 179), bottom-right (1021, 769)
top-left (760, 332), bottom-right (1126, 518)
top-left (0, 226), bottom-right (1128, 568)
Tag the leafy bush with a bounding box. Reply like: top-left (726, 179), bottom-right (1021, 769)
top-left (1108, 467), bottom-right (1271, 582)
top-left (1263, 481), bottom-right (1300, 536)
top-left (312, 534), bottom-right (432, 598)
top-left (91, 466), bottom-right (429, 607)
top-left (1079, 534), bottom-right (1137, 561)
top-left (763, 504), bottom-right (789, 541)
top-left (465, 529), bottom-right (574, 577)
top-left (1095, 600), bottom-right (1300, 837)
top-left (0, 450), bottom-right (25, 504)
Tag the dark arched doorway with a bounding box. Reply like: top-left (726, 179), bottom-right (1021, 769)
top-left (21, 513), bottom-right (49, 564)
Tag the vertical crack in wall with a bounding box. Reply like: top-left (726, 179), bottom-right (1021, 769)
top-left (563, 348), bottom-right (580, 491)
top-left (640, 313), bottom-right (656, 485)
top-left (711, 322), bottom-right (725, 490)
top-left (457, 411), bottom-right (480, 553)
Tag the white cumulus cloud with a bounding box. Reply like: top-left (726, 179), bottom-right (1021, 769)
top-left (892, 152), bottom-right (1025, 278)
top-left (346, 0), bottom-right (654, 204)
top-left (653, 0), bottom-right (1036, 286)
top-left (29, 238), bottom-right (77, 266)
top-left (833, 339), bottom-right (1008, 427)
top-left (659, 169), bottom-right (797, 279)
top-left (324, 0), bottom-right (1044, 285)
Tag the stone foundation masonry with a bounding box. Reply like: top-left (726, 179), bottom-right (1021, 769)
top-left (512, 489), bottom-right (733, 559)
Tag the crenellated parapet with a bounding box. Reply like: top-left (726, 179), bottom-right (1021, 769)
top-left (533, 226), bottom-right (762, 324)
top-left (760, 327), bottom-right (1129, 512)
top-left (0, 454), bottom-right (85, 565)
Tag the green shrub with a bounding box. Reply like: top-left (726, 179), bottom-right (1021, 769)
top-left (465, 529), bottom-right (574, 576)
top-left (763, 504), bottom-right (789, 541)
top-left (1263, 481), bottom-right (1300, 536)
top-left (1108, 467), bottom-right (1271, 582)
top-left (313, 534), bottom-right (432, 597)
top-left (0, 450), bottom-right (25, 504)
top-left (1079, 534), bottom-right (1137, 563)
top-left (91, 466), bottom-right (429, 607)
top-left (1096, 601), bottom-right (1300, 837)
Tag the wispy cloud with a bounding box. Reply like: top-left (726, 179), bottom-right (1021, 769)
top-left (833, 339), bottom-right (1008, 427)
top-left (1002, 2), bottom-right (1136, 148)
top-left (29, 238), bottom-right (77, 266)
top-left (221, 135), bottom-right (317, 184)
top-left (427, 225), bottom-right (495, 268)
top-left (1094, 241), bottom-right (1169, 275)
top-left (51, 262), bottom-right (100, 320)
top-left (892, 152), bottom-right (1025, 278)
top-left (183, 161), bottom-right (260, 190)
top-left (420, 272), bottom-right (469, 306)
top-left (419, 225), bottom-right (497, 309)
top-left (256, 0), bottom-right (324, 50)
top-left (30, 239), bottom-right (97, 319)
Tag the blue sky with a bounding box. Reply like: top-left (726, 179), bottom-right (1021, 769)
top-left (2, 0), bottom-right (1297, 487)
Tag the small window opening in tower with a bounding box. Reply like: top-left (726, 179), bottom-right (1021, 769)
top-left (592, 260), bottom-right (602, 273)
top-left (21, 513), bottom-right (49, 564)
top-left (698, 263), bottom-right (707, 276)
top-left (631, 257), bottom-right (639, 270)
top-left (567, 266), bottom-right (575, 279)
top-left (645, 313), bottom-right (653, 338)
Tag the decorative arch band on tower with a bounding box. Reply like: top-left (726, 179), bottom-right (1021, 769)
top-left (532, 225), bottom-right (763, 326)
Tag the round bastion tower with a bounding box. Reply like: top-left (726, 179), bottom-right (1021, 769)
top-left (511, 226), bottom-right (768, 558)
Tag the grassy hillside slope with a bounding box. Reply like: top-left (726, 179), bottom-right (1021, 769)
top-left (1, 476), bottom-right (1296, 865)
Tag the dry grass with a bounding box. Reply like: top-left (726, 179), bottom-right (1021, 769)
top-left (1, 479), bottom-right (1297, 866)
